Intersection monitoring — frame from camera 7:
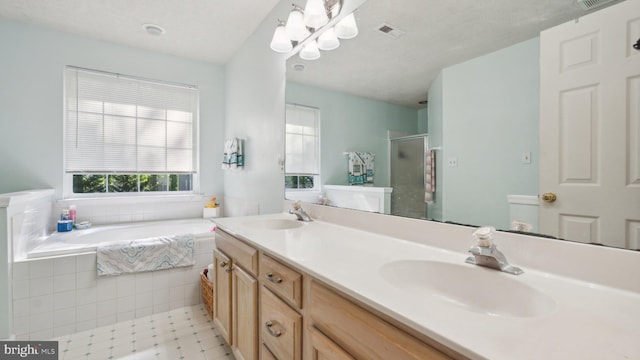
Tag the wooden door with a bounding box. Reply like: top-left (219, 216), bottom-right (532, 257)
top-left (539, 0), bottom-right (640, 249)
top-left (232, 265), bottom-right (258, 360)
top-left (213, 250), bottom-right (233, 344)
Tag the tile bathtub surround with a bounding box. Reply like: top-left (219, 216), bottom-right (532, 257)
top-left (12, 236), bottom-right (215, 340)
top-left (51, 304), bottom-right (235, 360)
top-left (55, 195), bottom-right (210, 227)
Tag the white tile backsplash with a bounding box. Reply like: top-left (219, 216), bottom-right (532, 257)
top-left (11, 235), bottom-right (213, 340)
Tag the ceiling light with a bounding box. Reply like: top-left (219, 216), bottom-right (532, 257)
top-left (317, 27), bottom-right (340, 51)
top-left (299, 40), bottom-right (321, 61)
top-left (270, 20), bottom-right (293, 53)
top-left (304, 0), bottom-right (330, 29)
top-left (143, 24), bottom-right (165, 36)
top-left (335, 13), bottom-right (358, 39)
top-left (269, 2), bottom-right (357, 57)
top-left (285, 6), bottom-right (309, 42)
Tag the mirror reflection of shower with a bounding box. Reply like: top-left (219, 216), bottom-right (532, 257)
top-left (389, 134), bottom-right (428, 219)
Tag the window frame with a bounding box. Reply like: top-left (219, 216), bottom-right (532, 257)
top-left (285, 103), bottom-right (321, 192)
top-left (62, 66), bottom-right (200, 198)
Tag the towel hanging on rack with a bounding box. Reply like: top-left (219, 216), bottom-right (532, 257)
top-left (425, 149), bottom-right (436, 203)
top-left (346, 151), bottom-right (374, 185)
top-left (221, 137), bottom-right (244, 170)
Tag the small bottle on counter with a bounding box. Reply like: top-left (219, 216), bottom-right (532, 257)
top-left (61, 209), bottom-right (71, 221)
top-left (69, 205), bottom-right (77, 224)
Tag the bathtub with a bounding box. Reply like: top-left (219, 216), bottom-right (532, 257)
top-left (23, 218), bottom-right (216, 260)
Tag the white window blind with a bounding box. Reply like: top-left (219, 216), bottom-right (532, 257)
top-left (65, 67), bottom-right (198, 174)
top-left (285, 104), bottom-right (319, 175)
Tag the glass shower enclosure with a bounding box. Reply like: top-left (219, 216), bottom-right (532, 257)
top-left (389, 134), bottom-right (428, 219)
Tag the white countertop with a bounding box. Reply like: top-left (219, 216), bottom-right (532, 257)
top-left (214, 212), bottom-right (640, 360)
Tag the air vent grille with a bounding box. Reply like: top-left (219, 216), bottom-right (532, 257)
top-left (577, 0), bottom-right (617, 10)
top-left (376, 23), bottom-right (406, 38)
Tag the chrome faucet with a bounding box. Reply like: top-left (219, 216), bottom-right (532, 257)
top-left (465, 226), bottom-right (523, 275)
top-left (288, 201), bottom-right (312, 222)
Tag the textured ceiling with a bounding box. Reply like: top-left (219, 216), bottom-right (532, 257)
top-left (0, 0), bottom-right (281, 64)
top-left (287, 0), bottom-right (616, 108)
top-left (0, 0), bottom-right (620, 108)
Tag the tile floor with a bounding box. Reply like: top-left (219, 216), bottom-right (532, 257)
top-left (50, 304), bottom-right (235, 360)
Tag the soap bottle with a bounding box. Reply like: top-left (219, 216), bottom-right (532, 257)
top-left (69, 205), bottom-right (77, 225)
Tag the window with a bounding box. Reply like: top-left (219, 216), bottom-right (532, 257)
top-left (64, 66), bottom-right (199, 195)
top-left (285, 103), bottom-right (320, 190)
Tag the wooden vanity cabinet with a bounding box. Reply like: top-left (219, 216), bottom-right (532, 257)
top-left (215, 227), bottom-right (461, 360)
top-left (214, 230), bottom-right (259, 360)
top-left (213, 250), bottom-right (232, 344)
top-left (309, 280), bottom-right (454, 360)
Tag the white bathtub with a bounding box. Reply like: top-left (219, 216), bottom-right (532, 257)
top-left (23, 218), bottom-right (216, 260)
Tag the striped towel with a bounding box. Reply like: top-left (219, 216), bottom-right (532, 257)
top-left (221, 138), bottom-right (244, 170)
top-left (425, 149), bottom-right (436, 203)
top-left (97, 234), bottom-right (195, 276)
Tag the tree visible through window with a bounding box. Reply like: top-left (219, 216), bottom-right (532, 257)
top-left (64, 67), bottom-right (198, 195)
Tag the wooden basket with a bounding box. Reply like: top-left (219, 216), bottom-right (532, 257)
top-left (200, 272), bottom-right (214, 319)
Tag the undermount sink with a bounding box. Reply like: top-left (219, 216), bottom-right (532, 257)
top-left (379, 260), bottom-right (556, 318)
top-left (244, 218), bottom-right (305, 230)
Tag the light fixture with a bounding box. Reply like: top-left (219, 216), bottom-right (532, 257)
top-left (269, 2), bottom-right (358, 61)
top-left (334, 12), bottom-right (358, 39)
top-left (317, 27), bottom-right (340, 51)
top-left (143, 23), bottom-right (165, 36)
top-left (299, 40), bottom-right (321, 60)
top-left (270, 20), bottom-right (293, 53)
top-left (285, 6), bottom-right (309, 42)
top-left (304, 0), bottom-right (330, 29)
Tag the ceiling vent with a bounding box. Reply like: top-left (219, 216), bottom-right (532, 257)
top-left (576, 0), bottom-right (617, 10)
top-left (376, 23), bottom-right (406, 38)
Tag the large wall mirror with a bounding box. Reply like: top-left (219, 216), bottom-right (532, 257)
top-left (284, 0), bottom-right (639, 251)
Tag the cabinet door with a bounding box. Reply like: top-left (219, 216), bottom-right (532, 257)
top-left (213, 250), bottom-right (232, 345)
top-left (310, 328), bottom-right (354, 360)
top-left (232, 265), bottom-right (258, 360)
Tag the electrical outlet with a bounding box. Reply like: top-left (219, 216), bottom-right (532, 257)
top-left (448, 157), bottom-right (458, 167)
top-left (521, 152), bottom-right (531, 164)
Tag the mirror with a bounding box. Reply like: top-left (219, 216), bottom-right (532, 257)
top-left (284, 0), bottom-right (636, 250)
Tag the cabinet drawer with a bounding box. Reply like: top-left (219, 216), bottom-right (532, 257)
top-left (216, 229), bottom-right (258, 276)
top-left (260, 343), bottom-right (278, 360)
top-left (260, 254), bottom-right (303, 309)
top-left (261, 286), bottom-right (302, 360)
top-left (310, 327), bottom-right (355, 360)
top-left (310, 281), bottom-right (452, 360)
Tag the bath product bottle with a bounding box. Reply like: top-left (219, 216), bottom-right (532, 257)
top-left (69, 205), bottom-right (77, 224)
top-left (61, 209), bottom-right (70, 220)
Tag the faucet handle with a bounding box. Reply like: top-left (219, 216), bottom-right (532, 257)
top-left (472, 226), bottom-right (496, 247)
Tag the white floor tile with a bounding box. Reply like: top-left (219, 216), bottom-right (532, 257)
top-left (50, 304), bottom-right (233, 360)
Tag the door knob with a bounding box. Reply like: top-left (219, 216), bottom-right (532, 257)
top-left (541, 192), bottom-right (557, 203)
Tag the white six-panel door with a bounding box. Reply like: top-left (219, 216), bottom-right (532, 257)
top-left (539, 0), bottom-right (640, 249)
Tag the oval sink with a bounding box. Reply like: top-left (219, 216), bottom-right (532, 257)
top-left (244, 219), bottom-right (304, 230)
top-left (379, 260), bottom-right (556, 318)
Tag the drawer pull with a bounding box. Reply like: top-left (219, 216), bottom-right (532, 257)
top-left (265, 320), bottom-right (283, 337)
top-left (220, 261), bottom-right (228, 268)
top-left (265, 272), bottom-right (283, 284)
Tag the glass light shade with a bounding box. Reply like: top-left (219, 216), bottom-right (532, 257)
top-left (299, 40), bottom-right (321, 60)
top-left (304, 0), bottom-right (329, 29)
top-left (317, 27), bottom-right (340, 51)
top-left (270, 23), bottom-right (293, 53)
top-left (335, 12), bottom-right (358, 39)
top-left (285, 8), bottom-right (309, 42)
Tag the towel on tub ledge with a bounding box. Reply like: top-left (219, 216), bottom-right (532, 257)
top-left (97, 234), bottom-right (195, 276)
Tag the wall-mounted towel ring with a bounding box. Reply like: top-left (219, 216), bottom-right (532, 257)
top-left (634, 38), bottom-right (640, 51)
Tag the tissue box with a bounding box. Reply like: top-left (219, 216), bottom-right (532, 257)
top-left (203, 207), bottom-right (221, 218)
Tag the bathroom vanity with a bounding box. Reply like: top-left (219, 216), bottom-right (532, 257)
top-left (213, 204), bottom-right (640, 360)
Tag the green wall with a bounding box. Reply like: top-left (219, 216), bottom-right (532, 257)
top-left (286, 82), bottom-right (419, 187)
top-left (430, 37), bottom-right (540, 229)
